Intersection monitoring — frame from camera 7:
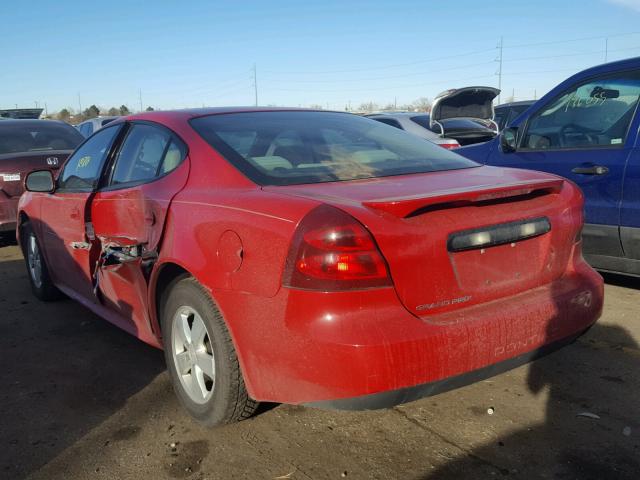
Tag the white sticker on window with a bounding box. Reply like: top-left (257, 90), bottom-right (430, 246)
top-left (611, 138), bottom-right (623, 145)
top-left (1, 173), bottom-right (20, 182)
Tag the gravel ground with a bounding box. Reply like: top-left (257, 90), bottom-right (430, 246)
top-left (1, 240), bottom-right (638, 480)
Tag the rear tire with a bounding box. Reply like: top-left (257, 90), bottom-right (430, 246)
top-left (21, 223), bottom-right (62, 301)
top-left (161, 276), bottom-right (258, 426)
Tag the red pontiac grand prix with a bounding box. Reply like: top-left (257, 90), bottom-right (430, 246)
top-left (17, 108), bottom-right (603, 426)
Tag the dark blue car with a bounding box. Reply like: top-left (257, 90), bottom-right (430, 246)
top-left (458, 57), bottom-right (640, 277)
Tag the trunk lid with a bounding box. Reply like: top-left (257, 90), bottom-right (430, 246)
top-left (430, 86), bottom-right (500, 130)
top-left (0, 150), bottom-right (68, 198)
top-left (267, 166), bottom-right (581, 317)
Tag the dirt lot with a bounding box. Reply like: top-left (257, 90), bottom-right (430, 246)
top-left (0, 239), bottom-right (638, 480)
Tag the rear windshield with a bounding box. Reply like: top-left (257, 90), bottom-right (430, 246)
top-left (0, 122), bottom-right (84, 155)
top-left (190, 111), bottom-right (478, 186)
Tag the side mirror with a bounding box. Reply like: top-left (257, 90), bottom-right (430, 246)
top-left (25, 170), bottom-right (55, 193)
top-left (500, 127), bottom-right (518, 153)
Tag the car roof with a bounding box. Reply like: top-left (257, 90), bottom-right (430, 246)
top-left (495, 100), bottom-right (535, 108)
top-left (121, 107), bottom-right (334, 124)
top-left (367, 112), bottom-right (425, 118)
top-left (0, 119), bottom-right (71, 127)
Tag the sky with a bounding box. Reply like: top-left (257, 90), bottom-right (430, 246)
top-left (3, 0), bottom-right (640, 113)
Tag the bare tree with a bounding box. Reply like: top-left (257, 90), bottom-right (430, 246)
top-left (412, 97), bottom-right (432, 112)
top-left (358, 102), bottom-right (378, 113)
top-left (57, 108), bottom-right (71, 122)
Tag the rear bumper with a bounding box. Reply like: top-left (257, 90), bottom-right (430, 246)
top-left (0, 195), bottom-right (18, 233)
top-left (305, 328), bottom-right (587, 410)
top-left (219, 257), bottom-right (603, 407)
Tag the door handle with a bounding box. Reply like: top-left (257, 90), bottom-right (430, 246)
top-left (571, 165), bottom-right (609, 175)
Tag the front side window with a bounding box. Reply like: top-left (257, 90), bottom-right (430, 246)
top-left (522, 72), bottom-right (640, 150)
top-left (190, 111), bottom-right (478, 186)
top-left (110, 124), bottom-right (184, 186)
top-left (58, 125), bottom-right (121, 191)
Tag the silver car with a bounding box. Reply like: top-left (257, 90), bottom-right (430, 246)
top-left (366, 112), bottom-right (461, 149)
top-left (76, 116), bottom-right (119, 137)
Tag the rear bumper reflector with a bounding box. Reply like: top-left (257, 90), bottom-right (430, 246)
top-left (448, 217), bottom-right (551, 252)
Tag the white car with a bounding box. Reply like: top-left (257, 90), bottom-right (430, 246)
top-left (76, 116), bottom-right (119, 137)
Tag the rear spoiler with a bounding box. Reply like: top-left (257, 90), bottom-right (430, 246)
top-left (363, 178), bottom-right (564, 217)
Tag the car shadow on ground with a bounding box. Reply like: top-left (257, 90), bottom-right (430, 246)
top-left (423, 271), bottom-right (640, 479)
top-left (0, 256), bottom-right (166, 479)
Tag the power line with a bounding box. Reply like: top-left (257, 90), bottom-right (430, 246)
top-left (268, 73), bottom-right (497, 94)
top-left (505, 45), bottom-right (640, 63)
top-left (262, 61), bottom-right (495, 84)
top-left (503, 30), bottom-right (640, 49)
top-left (262, 47), bottom-right (495, 75)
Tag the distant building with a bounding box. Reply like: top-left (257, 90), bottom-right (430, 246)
top-left (0, 108), bottom-right (43, 119)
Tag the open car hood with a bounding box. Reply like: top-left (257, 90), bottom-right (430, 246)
top-left (430, 86), bottom-right (500, 129)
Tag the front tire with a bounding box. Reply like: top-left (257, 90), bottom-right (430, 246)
top-left (161, 276), bottom-right (258, 426)
top-left (21, 223), bottom-right (62, 301)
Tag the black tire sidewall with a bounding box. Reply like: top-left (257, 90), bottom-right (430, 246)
top-left (161, 279), bottom-right (239, 426)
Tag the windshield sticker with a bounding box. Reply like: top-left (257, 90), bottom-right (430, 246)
top-left (78, 156), bottom-right (92, 168)
top-left (1, 173), bottom-right (20, 182)
top-left (611, 138), bottom-right (623, 145)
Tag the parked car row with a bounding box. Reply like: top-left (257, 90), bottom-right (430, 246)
top-left (3, 56), bottom-right (638, 427)
top-left (367, 86), bottom-right (500, 149)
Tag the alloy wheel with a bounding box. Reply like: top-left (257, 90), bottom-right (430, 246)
top-left (171, 306), bottom-right (216, 404)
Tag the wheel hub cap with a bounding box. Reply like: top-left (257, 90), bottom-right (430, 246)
top-left (171, 306), bottom-right (216, 404)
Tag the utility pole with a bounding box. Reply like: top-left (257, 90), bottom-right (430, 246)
top-left (34, 101), bottom-right (39, 108)
top-left (394, 96), bottom-right (397, 109)
top-left (44, 102), bottom-right (48, 117)
top-left (78, 93), bottom-right (82, 115)
top-left (496, 36), bottom-right (503, 104)
top-left (604, 37), bottom-right (609, 62)
top-left (252, 63), bottom-right (258, 107)
top-left (139, 89), bottom-right (143, 112)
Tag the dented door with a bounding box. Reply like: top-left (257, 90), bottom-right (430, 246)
top-left (89, 122), bottom-right (189, 332)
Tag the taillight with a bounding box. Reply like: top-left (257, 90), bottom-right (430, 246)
top-left (439, 141), bottom-right (460, 149)
top-left (283, 205), bottom-right (391, 290)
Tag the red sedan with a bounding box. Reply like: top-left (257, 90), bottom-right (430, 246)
top-left (17, 108), bottom-right (603, 426)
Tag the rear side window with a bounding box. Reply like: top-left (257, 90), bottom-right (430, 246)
top-left (523, 73), bottom-right (640, 149)
top-left (410, 115), bottom-right (431, 129)
top-left (58, 125), bottom-right (121, 191)
top-left (110, 123), bottom-right (185, 186)
top-left (190, 111), bottom-right (478, 186)
top-left (0, 121), bottom-right (84, 155)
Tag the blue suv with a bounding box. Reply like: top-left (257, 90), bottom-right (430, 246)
top-left (458, 57), bottom-right (640, 277)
